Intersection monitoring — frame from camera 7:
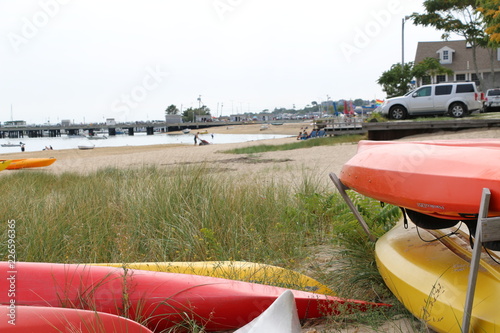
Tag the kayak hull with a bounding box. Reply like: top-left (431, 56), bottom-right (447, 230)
top-left (0, 305), bottom-right (153, 333)
top-left (376, 222), bottom-right (500, 332)
top-left (340, 140), bottom-right (500, 220)
top-left (0, 262), bottom-right (389, 332)
top-left (92, 261), bottom-right (334, 295)
top-left (1, 158), bottom-right (56, 169)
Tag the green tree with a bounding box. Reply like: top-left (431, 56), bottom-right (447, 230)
top-left (376, 62), bottom-right (414, 98)
top-left (353, 99), bottom-right (364, 106)
top-left (182, 106), bottom-right (211, 122)
top-left (413, 57), bottom-right (454, 84)
top-left (411, 0), bottom-right (487, 86)
top-left (165, 104), bottom-right (179, 115)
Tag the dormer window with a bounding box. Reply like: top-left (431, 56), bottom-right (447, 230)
top-left (437, 46), bottom-right (455, 64)
top-left (443, 50), bottom-right (449, 60)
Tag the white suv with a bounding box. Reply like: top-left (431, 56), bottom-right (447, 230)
top-left (380, 82), bottom-right (483, 120)
top-left (483, 88), bottom-right (500, 112)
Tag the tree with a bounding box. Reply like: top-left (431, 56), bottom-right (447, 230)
top-left (182, 106), bottom-right (211, 122)
top-left (165, 104), bottom-right (179, 115)
top-left (377, 62), bottom-right (414, 98)
top-left (413, 57), bottom-right (454, 84)
top-left (353, 99), bottom-right (365, 106)
top-left (411, 0), bottom-right (487, 87)
top-left (478, 0), bottom-right (500, 42)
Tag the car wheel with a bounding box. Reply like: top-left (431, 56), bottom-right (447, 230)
top-left (449, 102), bottom-right (467, 118)
top-left (389, 105), bottom-right (407, 120)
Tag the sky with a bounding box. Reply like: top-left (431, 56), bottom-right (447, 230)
top-left (1, 0), bottom-right (453, 124)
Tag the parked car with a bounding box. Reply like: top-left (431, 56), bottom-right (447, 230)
top-left (380, 82), bottom-right (483, 120)
top-left (483, 88), bottom-right (500, 112)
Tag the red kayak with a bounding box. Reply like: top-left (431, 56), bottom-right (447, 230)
top-left (340, 139), bottom-right (500, 221)
top-left (0, 262), bottom-right (390, 332)
top-left (0, 305), bottom-right (153, 332)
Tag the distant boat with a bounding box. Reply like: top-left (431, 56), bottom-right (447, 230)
top-left (1, 141), bottom-right (23, 147)
top-left (182, 128), bottom-right (191, 134)
top-left (78, 144), bottom-right (95, 150)
top-left (87, 135), bottom-right (107, 140)
top-left (271, 122), bottom-right (284, 126)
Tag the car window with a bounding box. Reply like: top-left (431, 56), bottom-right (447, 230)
top-left (415, 87), bottom-right (431, 97)
top-left (488, 90), bottom-right (500, 96)
top-left (435, 85), bottom-right (453, 95)
top-left (456, 84), bottom-right (475, 93)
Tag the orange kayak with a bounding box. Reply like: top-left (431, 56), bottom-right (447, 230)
top-left (0, 158), bottom-right (56, 169)
top-left (340, 139), bottom-right (500, 221)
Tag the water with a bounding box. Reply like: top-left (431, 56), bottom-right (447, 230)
top-left (0, 132), bottom-right (292, 154)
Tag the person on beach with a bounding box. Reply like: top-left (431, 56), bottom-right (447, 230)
top-left (194, 132), bottom-right (199, 145)
top-left (21, 144), bottom-right (25, 152)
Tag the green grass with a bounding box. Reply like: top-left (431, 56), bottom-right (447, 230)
top-left (222, 134), bottom-right (365, 154)
top-left (0, 164), bottom-right (424, 331)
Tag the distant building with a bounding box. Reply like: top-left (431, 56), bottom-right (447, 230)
top-left (105, 118), bottom-right (116, 126)
top-left (3, 120), bottom-right (26, 127)
top-left (61, 119), bottom-right (71, 126)
top-left (414, 40), bottom-right (500, 89)
top-left (165, 115), bottom-right (182, 124)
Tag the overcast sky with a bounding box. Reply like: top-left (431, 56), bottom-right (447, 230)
top-left (1, 0), bottom-right (450, 124)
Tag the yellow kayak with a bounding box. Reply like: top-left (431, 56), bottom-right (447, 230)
top-left (376, 222), bottom-right (500, 332)
top-left (0, 160), bottom-right (11, 171)
top-left (92, 261), bottom-right (334, 295)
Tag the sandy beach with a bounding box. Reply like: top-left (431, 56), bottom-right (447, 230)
top-left (0, 122), bottom-right (357, 186)
top-left (2, 122), bottom-right (500, 188)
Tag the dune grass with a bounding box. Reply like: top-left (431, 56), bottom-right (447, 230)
top-left (0, 165), bottom-right (423, 331)
top-left (222, 134), bottom-right (365, 154)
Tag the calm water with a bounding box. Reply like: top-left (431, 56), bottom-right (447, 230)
top-left (0, 132), bottom-right (292, 154)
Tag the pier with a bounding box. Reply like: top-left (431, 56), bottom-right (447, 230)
top-left (0, 121), bottom-right (237, 139)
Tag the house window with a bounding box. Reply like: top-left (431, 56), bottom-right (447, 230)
top-left (471, 73), bottom-right (479, 81)
top-left (436, 75), bottom-right (446, 83)
top-left (443, 50), bottom-right (449, 60)
top-left (422, 76), bottom-right (431, 85)
top-left (456, 74), bottom-right (466, 81)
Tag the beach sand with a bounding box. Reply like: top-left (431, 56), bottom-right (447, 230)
top-left (2, 123), bottom-right (500, 186)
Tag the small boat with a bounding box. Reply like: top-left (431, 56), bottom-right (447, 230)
top-left (198, 130), bottom-right (209, 134)
top-left (234, 290), bottom-right (301, 333)
top-left (260, 125), bottom-right (269, 131)
top-left (0, 141), bottom-right (23, 147)
top-left (376, 222), bottom-right (500, 333)
top-left (0, 158), bottom-right (55, 170)
top-left (0, 262), bottom-right (390, 332)
top-left (0, 305), bottom-right (153, 333)
top-left (87, 135), bottom-right (107, 140)
top-left (91, 261), bottom-right (334, 295)
top-left (182, 128), bottom-right (191, 134)
top-left (271, 122), bottom-right (284, 126)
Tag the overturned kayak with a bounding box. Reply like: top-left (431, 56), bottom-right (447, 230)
top-left (0, 305), bottom-right (153, 333)
top-left (339, 139), bottom-right (500, 221)
top-left (0, 262), bottom-right (390, 332)
top-left (92, 261), bottom-right (334, 295)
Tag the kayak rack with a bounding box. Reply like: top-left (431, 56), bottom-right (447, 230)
top-left (329, 173), bottom-right (376, 242)
top-left (462, 188), bottom-right (500, 333)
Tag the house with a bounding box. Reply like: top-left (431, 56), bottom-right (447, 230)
top-left (414, 40), bottom-right (500, 90)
